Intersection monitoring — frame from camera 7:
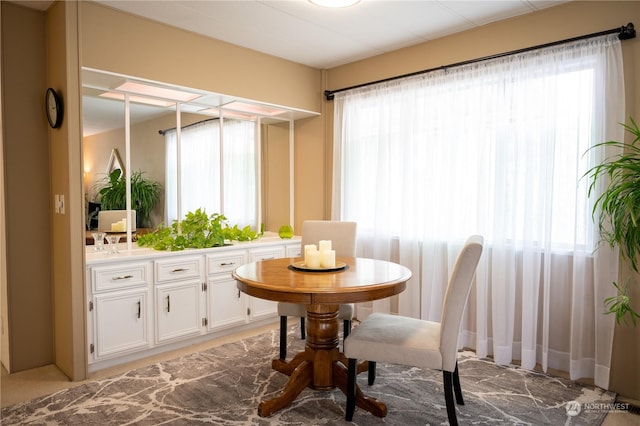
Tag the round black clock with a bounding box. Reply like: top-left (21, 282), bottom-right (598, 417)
top-left (45, 88), bottom-right (63, 128)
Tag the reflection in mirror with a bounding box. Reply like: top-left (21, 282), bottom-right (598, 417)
top-left (82, 68), bottom-right (314, 245)
top-left (105, 148), bottom-right (125, 175)
top-left (161, 110), bottom-right (254, 225)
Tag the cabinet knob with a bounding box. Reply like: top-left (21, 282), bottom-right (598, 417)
top-left (171, 268), bottom-right (188, 273)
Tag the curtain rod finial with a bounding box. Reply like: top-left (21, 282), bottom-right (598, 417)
top-left (324, 90), bottom-right (335, 101)
top-left (619, 23), bottom-right (635, 40)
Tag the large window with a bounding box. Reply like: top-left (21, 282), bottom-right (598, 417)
top-left (165, 118), bottom-right (257, 226)
top-left (333, 34), bottom-right (624, 389)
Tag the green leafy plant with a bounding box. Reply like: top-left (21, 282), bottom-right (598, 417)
top-left (96, 169), bottom-right (161, 228)
top-left (585, 117), bottom-right (640, 325)
top-left (137, 208), bottom-right (261, 251)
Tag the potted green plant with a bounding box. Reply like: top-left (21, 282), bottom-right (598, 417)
top-left (96, 169), bottom-right (161, 228)
top-left (585, 117), bottom-right (640, 325)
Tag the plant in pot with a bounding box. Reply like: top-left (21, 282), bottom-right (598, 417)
top-left (96, 169), bottom-right (161, 229)
top-left (585, 117), bottom-right (640, 325)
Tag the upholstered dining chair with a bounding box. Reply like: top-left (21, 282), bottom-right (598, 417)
top-left (277, 220), bottom-right (357, 360)
top-left (343, 235), bottom-right (484, 425)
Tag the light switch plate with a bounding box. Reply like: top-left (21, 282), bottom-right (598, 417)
top-left (54, 194), bottom-right (65, 214)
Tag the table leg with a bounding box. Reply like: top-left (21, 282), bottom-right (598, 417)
top-left (257, 303), bottom-right (387, 418)
top-left (258, 359), bottom-right (313, 417)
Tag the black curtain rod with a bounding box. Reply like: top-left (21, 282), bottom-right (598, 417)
top-left (324, 22), bottom-right (635, 101)
top-left (158, 117), bottom-right (219, 135)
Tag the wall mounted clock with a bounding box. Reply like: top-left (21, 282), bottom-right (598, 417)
top-left (45, 88), bottom-right (63, 128)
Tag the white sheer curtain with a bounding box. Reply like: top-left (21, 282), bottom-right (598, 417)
top-left (165, 118), bottom-right (257, 227)
top-left (332, 35), bottom-right (625, 389)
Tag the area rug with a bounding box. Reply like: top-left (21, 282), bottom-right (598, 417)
top-left (1, 325), bottom-right (615, 425)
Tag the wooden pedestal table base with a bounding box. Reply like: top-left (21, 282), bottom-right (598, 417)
top-left (257, 304), bottom-right (386, 418)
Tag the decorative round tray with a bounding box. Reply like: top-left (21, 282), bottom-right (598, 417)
top-left (289, 260), bottom-right (348, 272)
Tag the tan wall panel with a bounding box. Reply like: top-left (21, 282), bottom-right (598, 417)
top-left (262, 122), bottom-right (291, 232)
top-left (294, 116), bottom-right (325, 229)
top-left (0, 1), bottom-right (53, 372)
top-left (80, 2), bottom-right (322, 114)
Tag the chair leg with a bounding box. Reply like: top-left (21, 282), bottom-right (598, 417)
top-left (453, 362), bottom-right (464, 405)
top-left (346, 358), bottom-right (357, 421)
top-left (341, 320), bottom-right (352, 351)
top-left (279, 316), bottom-right (287, 360)
top-left (300, 317), bottom-right (306, 340)
top-left (443, 371), bottom-right (458, 426)
top-left (367, 361), bottom-right (376, 386)
top-left (343, 319), bottom-right (352, 338)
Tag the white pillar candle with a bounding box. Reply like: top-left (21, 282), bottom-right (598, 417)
top-left (304, 244), bottom-right (317, 264)
top-left (320, 249), bottom-right (336, 268)
top-left (318, 240), bottom-right (332, 252)
top-left (306, 249), bottom-right (321, 268)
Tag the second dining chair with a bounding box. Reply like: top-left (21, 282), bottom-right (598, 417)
top-left (343, 235), bottom-right (484, 425)
top-left (277, 220), bottom-right (357, 360)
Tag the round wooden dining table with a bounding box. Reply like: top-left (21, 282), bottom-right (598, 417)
top-left (232, 256), bottom-right (412, 418)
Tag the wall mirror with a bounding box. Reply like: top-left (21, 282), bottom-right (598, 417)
top-left (82, 68), bottom-right (315, 247)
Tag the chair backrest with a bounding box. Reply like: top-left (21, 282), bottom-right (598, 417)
top-left (439, 235), bottom-right (483, 372)
top-left (98, 210), bottom-right (136, 231)
top-left (301, 220), bottom-right (357, 257)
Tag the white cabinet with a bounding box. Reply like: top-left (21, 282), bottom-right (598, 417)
top-left (88, 261), bottom-right (152, 362)
top-left (154, 256), bottom-right (204, 343)
top-left (86, 235), bottom-right (300, 371)
top-left (207, 275), bottom-right (246, 331)
top-left (92, 289), bottom-right (151, 359)
top-left (155, 281), bottom-right (202, 343)
top-left (206, 250), bottom-right (247, 331)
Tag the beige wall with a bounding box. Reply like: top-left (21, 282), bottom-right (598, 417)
top-left (324, 1), bottom-right (640, 399)
top-left (262, 122), bottom-right (292, 231)
top-left (1, 2), bottom-right (53, 372)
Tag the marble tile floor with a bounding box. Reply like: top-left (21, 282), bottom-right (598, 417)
top-left (1, 321), bottom-right (638, 425)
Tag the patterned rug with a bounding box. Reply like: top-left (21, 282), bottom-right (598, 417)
top-left (1, 325), bottom-right (615, 425)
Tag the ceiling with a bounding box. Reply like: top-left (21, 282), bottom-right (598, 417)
top-left (15, 0), bottom-right (569, 135)
top-left (19, 0), bottom-right (568, 69)
top-left (93, 0), bottom-right (567, 70)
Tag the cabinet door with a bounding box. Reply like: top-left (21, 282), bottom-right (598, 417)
top-left (93, 289), bottom-right (150, 360)
top-left (207, 276), bottom-right (246, 331)
top-left (155, 281), bottom-right (202, 343)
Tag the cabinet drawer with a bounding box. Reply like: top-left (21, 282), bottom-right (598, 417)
top-left (92, 263), bottom-right (151, 293)
top-left (155, 257), bottom-right (202, 283)
top-left (249, 247), bottom-right (285, 262)
top-left (286, 244), bottom-right (302, 258)
top-left (207, 251), bottom-right (247, 275)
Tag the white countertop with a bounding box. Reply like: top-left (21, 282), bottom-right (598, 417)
top-left (85, 232), bottom-right (301, 265)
